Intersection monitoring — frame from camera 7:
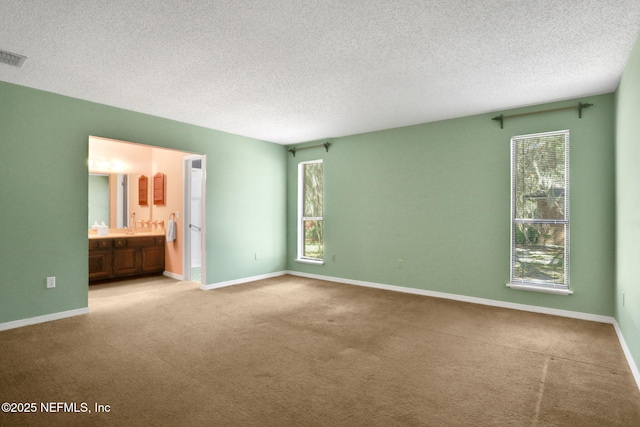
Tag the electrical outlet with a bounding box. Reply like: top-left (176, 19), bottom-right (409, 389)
top-left (622, 293), bottom-right (625, 307)
top-left (397, 259), bottom-right (404, 269)
top-left (46, 276), bottom-right (56, 288)
top-left (332, 254), bottom-right (336, 262)
top-left (255, 252), bottom-right (260, 260)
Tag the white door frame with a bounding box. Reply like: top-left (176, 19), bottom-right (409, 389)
top-left (182, 154), bottom-right (206, 285)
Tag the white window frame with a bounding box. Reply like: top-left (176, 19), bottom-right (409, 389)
top-left (507, 130), bottom-right (572, 295)
top-left (296, 159), bottom-right (324, 265)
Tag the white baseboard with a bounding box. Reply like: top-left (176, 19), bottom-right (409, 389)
top-left (286, 270), bottom-right (614, 323)
top-left (613, 321), bottom-right (640, 392)
top-left (0, 307), bottom-right (90, 332)
top-left (2, 270), bottom-right (637, 391)
top-left (284, 270), bottom-right (639, 391)
top-left (201, 271), bottom-right (287, 291)
top-left (163, 271), bottom-right (184, 281)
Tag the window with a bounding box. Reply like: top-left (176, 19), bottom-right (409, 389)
top-left (297, 160), bottom-right (324, 264)
top-left (508, 130), bottom-right (571, 295)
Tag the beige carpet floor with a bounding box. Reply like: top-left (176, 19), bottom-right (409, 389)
top-left (1, 274), bottom-right (639, 426)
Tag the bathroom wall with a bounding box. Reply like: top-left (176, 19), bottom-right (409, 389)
top-left (89, 136), bottom-right (153, 224)
top-left (89, 136), bottom-right (153, 174)
top-left (151, 147), bottom-right (186, 275)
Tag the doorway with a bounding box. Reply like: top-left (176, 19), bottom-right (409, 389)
top-left (89, 136), bottom-right (206, 285)
top-left (183, 155), bottom-right (206, 285)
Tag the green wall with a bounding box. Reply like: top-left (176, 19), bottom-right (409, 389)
top-left (0, 81), bottom-right (286, 324)
top-left (287, 94), bottom-right (616, 316)
top-left (615, 33), bottom-right (640, 373)
top-left (0, 76), bottom-right (623, 331)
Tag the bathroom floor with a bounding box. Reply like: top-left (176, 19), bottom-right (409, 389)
top-left (191, 267), bottom-right (201, 283)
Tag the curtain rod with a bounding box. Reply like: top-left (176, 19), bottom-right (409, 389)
top-left (288, 141), bottom-right (331, 157)
top-left (492, 102), bottom-right (593, 129)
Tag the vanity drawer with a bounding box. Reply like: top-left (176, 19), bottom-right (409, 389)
top-left (113, 238), bottom-right (128, 248)
top-left (127, 236), bottom-right (160, 247)
top-left (89, 239), bottom-right (111, 250)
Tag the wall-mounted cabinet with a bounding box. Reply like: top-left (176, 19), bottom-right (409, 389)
top-left (138, 175), bottom-right (148, 206)
top-left (153, 173), bottom-right (165, 205)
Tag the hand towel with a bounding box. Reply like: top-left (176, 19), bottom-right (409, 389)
top-left (167, 219), bottom-right (177, 243)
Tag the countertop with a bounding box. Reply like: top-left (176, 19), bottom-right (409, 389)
top-left (88, 228), bottom-right (166, 239)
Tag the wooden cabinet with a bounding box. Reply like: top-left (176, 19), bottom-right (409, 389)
top-left (142, 245), bottom-right (165, 273)
top-left (113, 248), bottom-right (138, 276)
top-left (88, 239), bottom-right (112, 281)
top-left (89, 236), bottom-right (165, 283)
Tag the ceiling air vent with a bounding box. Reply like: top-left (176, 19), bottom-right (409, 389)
top-left (0, 49), bottom-right (27, 67)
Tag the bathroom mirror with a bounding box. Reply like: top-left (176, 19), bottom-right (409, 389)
top-left (88, 174), bottom-right (109, 228)
top-left (88, 173), bottom-right (129, 228)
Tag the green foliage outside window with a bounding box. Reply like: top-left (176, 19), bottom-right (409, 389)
top-left (512, 131), bottom-right (568, 286)
top-left (302, 162), bottom-right (323, 259)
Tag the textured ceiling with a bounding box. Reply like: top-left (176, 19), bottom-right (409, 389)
top-left (1, 1), bottom-right (639, 144)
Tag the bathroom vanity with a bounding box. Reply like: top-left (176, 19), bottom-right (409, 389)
top-left (89, 233), bottom-right (165, 282)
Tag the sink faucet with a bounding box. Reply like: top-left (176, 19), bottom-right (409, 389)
top-left (128, 212), bottom-right (136, 235)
